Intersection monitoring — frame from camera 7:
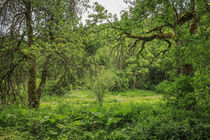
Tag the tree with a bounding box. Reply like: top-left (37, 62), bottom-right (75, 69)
top-left (0, 0), bottom-right (88, 107)
top-left (87, 0), bottom-right (209, 109)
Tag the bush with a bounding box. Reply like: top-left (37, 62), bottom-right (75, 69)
top-left (162, 76), bottom-right (196, 110)
top-left (111, 70), bottom-right (129, 92)
top-left (192, 72), bottom-right (210, 111)
top-left (90, 69), bottom-right (117, 104)
top-left (43, 80), bottom-right (70, 96)
top-left (155, 80), bottom-right (171, 94)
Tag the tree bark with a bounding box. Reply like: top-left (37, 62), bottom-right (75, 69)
top-left (25, 2), bottom-right (39, 108)
top-left (37, 58), bottom-right (49, 102)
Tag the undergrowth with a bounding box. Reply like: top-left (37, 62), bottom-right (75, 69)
top-left (0, 90), bottom-right (209, 140)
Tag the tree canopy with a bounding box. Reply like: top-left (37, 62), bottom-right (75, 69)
top-left (0, 0), bottom-right (209, 111)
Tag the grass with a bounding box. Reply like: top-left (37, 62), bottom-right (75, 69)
top-left (40, 89), bottom-right (162, 108)
top-left (0, 89), bottom-right (209, 140)
top-left (105, 90), bottom-right (162, 104)
top-left (0, 89), bottom-right (162, 139)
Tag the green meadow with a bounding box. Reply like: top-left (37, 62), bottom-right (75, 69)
top-left (1, 90), bottom-right (208, 140)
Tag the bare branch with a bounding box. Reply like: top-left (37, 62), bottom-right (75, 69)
top-left (0, 0), bottom-right (10, 16)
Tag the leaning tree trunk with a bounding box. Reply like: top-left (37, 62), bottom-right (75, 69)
top-left (25, 2), bottom-right (39, 108)
top-left (36, 15), bottom-right (56, 104)
top-left (37, 58), bottom-right (49, 103)
top-left (36, 16), bottom-right (56, 102)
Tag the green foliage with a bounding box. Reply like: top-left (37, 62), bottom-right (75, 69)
top-left (112, 70), bottom-right (129, 91)
top-left (192, 71), bottom-right (210, 112)
top-left (155, 80), bottom-right (171, 94)
top-left (148, 66), bottom-right (166, 86)
top-left (0, 91), bottom-right (209, 139)
top-left (90, 69), bottom-right (117, 103)
top-left (135, 74), bottom-right (151, 89)
top-left (1, 0), bottom-right (210, 139)
top-left (161, 76), bottom-right (198, 110)
top-left (43, 80), bottom-right (70, 96)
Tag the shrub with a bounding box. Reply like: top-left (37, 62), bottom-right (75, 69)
top-left (111, 70), bottom-right (129, 91)
top-left (90, 69), bottom-right (117, 104)
top-left (163, 76), bottom-right (196, 110)
top-left (155, 80), bottom-right (172, 94)
top-left (43, 80), bottom-right (69, 96)
top-left (192, 72), bottom-right (210, 111)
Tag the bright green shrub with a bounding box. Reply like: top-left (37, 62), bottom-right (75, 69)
top-left (90, 69), bottom-right (117, 104)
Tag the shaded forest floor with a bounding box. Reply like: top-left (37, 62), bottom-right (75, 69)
top-left (0, 90), bottom-right (209, 140)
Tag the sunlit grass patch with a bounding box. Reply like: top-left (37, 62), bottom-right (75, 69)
top-left (103, 90), bottom-right (163, 105)
top-left (112, 89), bottom-right (160, 97)
top-left (40, 89), bottom-right (163, 108)
top-left (104, 94), bottom-right (162, 104)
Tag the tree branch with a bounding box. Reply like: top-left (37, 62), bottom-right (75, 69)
top-left (177, 11), bottom-right (196, 26)
top-left (136, 41), bottom-right (147, 59)
top-left (126, 33), bottom-right (175, 41)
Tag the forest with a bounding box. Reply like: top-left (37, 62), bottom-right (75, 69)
top-left (0, 0), bottom-right (209, 139)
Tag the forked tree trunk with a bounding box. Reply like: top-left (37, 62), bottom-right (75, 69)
top-left (25, 2), bottom-right (39, 108)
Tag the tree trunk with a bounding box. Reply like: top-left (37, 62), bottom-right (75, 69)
top-left (37, 58), bottom-right (49, 102)
top-left (25, 2), bottom-right (39, 108)
top-left (36, 15), bottom-right (56, 103)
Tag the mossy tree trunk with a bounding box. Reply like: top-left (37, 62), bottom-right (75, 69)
top-left (25, 1), bottom-right (39, 108)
